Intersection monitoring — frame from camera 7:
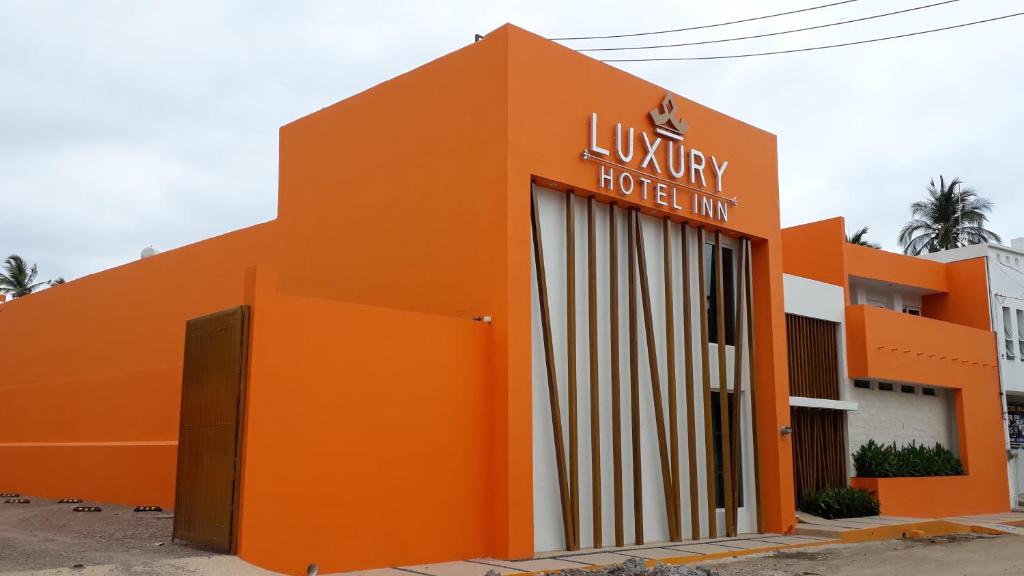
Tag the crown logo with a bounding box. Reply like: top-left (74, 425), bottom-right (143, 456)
top-left (649, 93), bottom-right (687, 140)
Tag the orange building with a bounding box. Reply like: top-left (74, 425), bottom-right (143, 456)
top-left (0, 24), bottom-right (1009, 575)
top-left (782, 217), bottom-right (1009, 518)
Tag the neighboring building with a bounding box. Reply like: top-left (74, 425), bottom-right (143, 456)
top-left (925, 238), bottom-right (1024, 508)
top-left (0, 24), bottom-right (1012, 576)
top-left (781, 217), bottom-right (1009, 517)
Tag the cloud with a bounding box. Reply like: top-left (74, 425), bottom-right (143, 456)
top-left (1, 0), bottom-right (1021, 280)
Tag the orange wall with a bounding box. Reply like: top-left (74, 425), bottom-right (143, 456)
top-left (781, 217), bottom-right (847, 289)
top-left (273, 29), bottom-right (515, 558)
top-left (845, 304), bottom-right (1008, 516)
top-left (844, 243), bottom-right (947, 293)
top-left (923, 258), bottom-right (992, 331)
top-left (236, 268), bottom-right (493, 575)
top-left (851, 475), bottom-right (1008, 518)
top-left (0, 222), bottom-right (276, 508)
top-left (274, 32), bottom-right (510, 321)
top-left (845, 304), bottom-right (998, 386)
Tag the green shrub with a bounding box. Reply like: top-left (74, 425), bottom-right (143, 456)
top-left (799, 486), bottom-right (880, 519)
top-left (853, 440), bottom-right (964, 477)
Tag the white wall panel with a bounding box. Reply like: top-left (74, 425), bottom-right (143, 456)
top-left (531, 185), bottom-right (757, 552)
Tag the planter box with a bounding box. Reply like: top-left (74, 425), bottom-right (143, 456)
top-left (852, 475), bottom-right (1004, 518)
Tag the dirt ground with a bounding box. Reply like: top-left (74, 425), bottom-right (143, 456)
top-left (0, 496), bottom-right (271, 575)
top-left (2, 497), bottom-right (1023, 575)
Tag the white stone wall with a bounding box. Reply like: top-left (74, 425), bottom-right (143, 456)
top-left (846, 381), bottom-right (957, 469)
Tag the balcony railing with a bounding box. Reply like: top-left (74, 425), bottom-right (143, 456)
top-left (845, 304), bottom-right (998, 388)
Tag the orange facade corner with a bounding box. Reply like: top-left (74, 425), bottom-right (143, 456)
top-left (780, 217), bottom-right (847, 290)
top-left (234, 266), bottom-right (496, 574)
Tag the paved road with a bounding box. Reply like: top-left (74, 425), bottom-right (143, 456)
top-left (709, 533), bottom-right (1024, 576)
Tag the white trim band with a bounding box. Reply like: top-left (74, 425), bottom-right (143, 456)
top-left (789, 396), bottom-right (859, 411)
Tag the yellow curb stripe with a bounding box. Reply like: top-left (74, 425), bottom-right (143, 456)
top-left (837, 519), bottom-right (1017, 544)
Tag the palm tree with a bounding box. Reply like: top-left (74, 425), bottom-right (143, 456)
top-left (0, 255), bottom-right (51, 298)
top-left (897, 176), bottom-right (1000, 255)
top-left (847, 226), bottom-right (881, 249)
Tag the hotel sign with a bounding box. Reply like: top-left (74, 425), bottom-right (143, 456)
top-left (1010, 402), bottom-right (1024, 449)
top-left (583, 93), bottom-right (736, 222)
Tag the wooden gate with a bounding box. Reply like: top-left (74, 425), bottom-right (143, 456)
top-left (791, 407), bottom-right (846, 499)
top-left (173, 305), bottom-right (250, 552)
top-left (785, 313), bottom-right (846, 499)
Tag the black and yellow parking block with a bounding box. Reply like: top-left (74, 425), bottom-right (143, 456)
top-left (71, 506), bottom-right (102, 512)
top-left (134, 506), bottom-right (163, 512)
top-left (5, 498), bottom-right (29, 504)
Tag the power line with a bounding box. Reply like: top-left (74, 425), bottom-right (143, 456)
top-left (551, 0), bottom-right (862, 41)
top-left (602, 11), bottom-right (1024, 62)
top-left (580, 0), bottom-right (959, 52)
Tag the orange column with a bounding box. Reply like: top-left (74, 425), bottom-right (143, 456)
top-left (751, 238), bottom-right (796, 534)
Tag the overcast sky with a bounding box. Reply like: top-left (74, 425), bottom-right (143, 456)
top-left (1, 0), bottom-right (1022, 282)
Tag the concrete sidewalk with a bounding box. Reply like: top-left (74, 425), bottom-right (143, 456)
top-left (349, 534), bottom-right (835, 576)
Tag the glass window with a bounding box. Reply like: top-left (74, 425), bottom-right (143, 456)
top-left (711, 392), bottom-right (743, 509)
top-left (1004, 307), bottom-right (1016, 359)
top-left (704, 243), bottom-right (736, 346)
top-left (1018, 310), bottom-right (1024, 359)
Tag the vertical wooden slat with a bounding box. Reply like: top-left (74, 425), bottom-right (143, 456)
top-left (663, 218), bottom-right (682, 540)
top-left (610, 203), bottom-right (624, 547)
top-left (628, 208), bottom-right (644, 544)
top-left (588, 197), bottom-right (602, 548)
top-left (530, 186), bottom-right (574, 549)
top-left (744, 238), bottom-right (762, 533)
top-left (696, 228), bottom-right (717, 537)
top-left (786, 313), bottom-right (840, 400)
top-left (729, 240), bottom-right (747, 527)
top-left (714, 231), bottom-right (735, 537)
top-left (681, 223), bottom-right (700, 539)
top-left (566, 192), bottom-right (580, 549)
top-left (635, 215), bottom-right (679, 542)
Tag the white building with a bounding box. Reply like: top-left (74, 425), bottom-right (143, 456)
top-left (925, 238), bottom-right (1024, 508)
